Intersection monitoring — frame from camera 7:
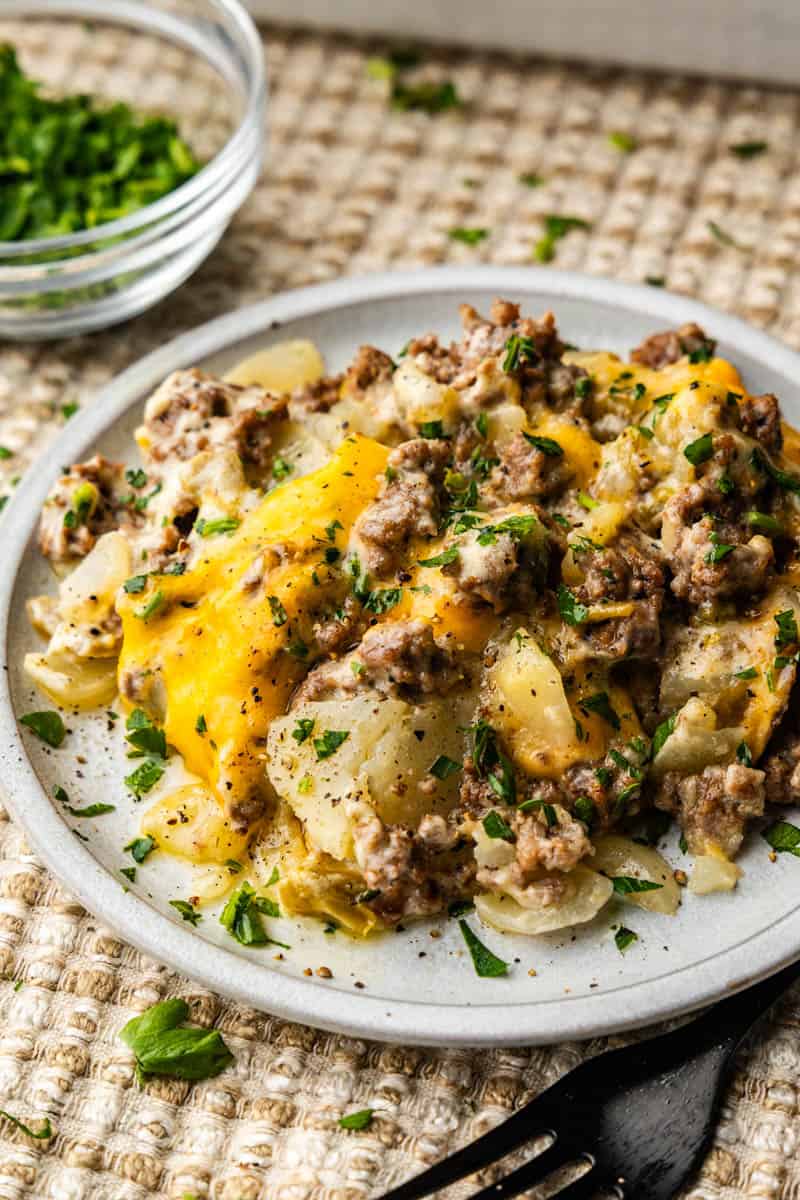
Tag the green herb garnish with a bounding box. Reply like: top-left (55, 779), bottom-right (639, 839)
top-left (0, 1110), bottom-right (52, 1139)
top-left (580, 692), bottom-right (621, 730)
top-left (194, 517), bottom-right (240, 537)
top-left (523, 432), bottom-right (563, 456)
top-left (124, 759), bottom-right (164, 797)
top-left (608, 130), bottom-right (636, 152)
top-left (314, 730), bottom-right (350, 760)
top-left (730, 140), bottom-right (768, 158)
top-left (268, 595), bottom-right (288, 626)
top-left (66, 803), bottom-right (115, 818)
top-left (611, 876), bottom-right (663, 895)
top-left (614, 926), bottom-right (638, 953)
top-left (683, 432), bottom-right (714, 465)
top-left (391, 79), bottom-right (461, 113)
top-left (119, 998), bottom-right (233, 1082)
top-left (19, 710), bottom-right (65, 747)
top-left (459, 920), bottom-right (509, 977)
top-left (0, 45), bottom-right (201, 243)
top-left (292, 718), bottom-right (315, 744)
top-left (557, 583), bottom-right (588, 626)
top-left (429, 755), bottom-right (461, 780)
top-left (503, 334), bottom-right (539, 372)
top-left (339, 1109), bottom-right (374, 1130)
top-left (124, 835), bottom-right (156, 863)
top-left (169, 900), bottom-right (201, 926)
top-left (763, 820), bottom-right (800, 857)
top-left (419, 546), bottom-right (459, 568)
top-left (220, 882), bottom-right (289, 948)
top-left (448, 227), bottom-right (488, 245)
top-left (482, 811), bottom-right (515, 841)
top-left (534, 214), bottom-right (591, 263)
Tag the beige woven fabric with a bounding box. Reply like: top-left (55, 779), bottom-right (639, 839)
top-left (1, 19), bottom-right (800, 1200)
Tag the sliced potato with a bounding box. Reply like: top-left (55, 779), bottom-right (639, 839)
top-left (266, 694), bottom-right (470, 861)
top-left (591, 835), bottom-right (681, 914)
top-left (485, 633), bottom-right (583, 776)
top-left (224, 339), bottom-right (325, 392)
top-left (475, 866), bottom-right (613, 935)
top-left (392, 359), bottom-right (460, 431)
top-left (652, 697), bottom-right (743, 776)
top-left (23, 649), bottom-right (118, 709)
top-left (141, 783), bottom-right (249, 865)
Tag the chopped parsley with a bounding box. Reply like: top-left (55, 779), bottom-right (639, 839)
top-left (763, 820), bottom-right (800, 857)
top-left (751, 448), bottom-right (800, 494)
top-left (518, 797), bottom-right (557, 825)
top-left (519, 172), bottom-right (544, 187)
top-left (0, 1111), bottom-right (52, 1140)
top-left (194, 516), bottom-right (240, 537)
top-left (467, 719), bottom-right (516, 803)
top-left (429, 755), bottom-right (461, 780)
top-left (120, 867), bottom-right (136, 883)
top-left (577, 490), bottom-right (598, 511)
top-left (774, 609), bottom-right (798, 649)
top-left (418, 545), bottom-right (459, 568)
top-left (683, 432), bottom-right (714, 465)
top-left (220, 882), bottom-right (289, 948)
top-left (707, 219), bottom-right (737, 248)
top-left (482, 811), bottom-right (515, 841)
top-left (737, 741), bottom-right (753, 766)
top-left (608, 130), bottom-right (636, 153)
top-left (476, 513), bottom-right (538, 545)
top-left (580, 692), bottom-right (621, 730)
top-left (124, 836), bottom-right (156, 864)
top-left (448, 227), bottom-right (488, 246)
top-left (534, 214), bottom-right (591, 263)
top-left (314, 729), bottom-right (350, 760)
top-left (557, 583), bottom-right (588, 626)
top-left (417, 419), bottom-right (446, 439)
top-left (574, 796), bottom-right (595, 827)
top-left (730, 140), bottom-right (768, 158)
top-left (746, 511), bottom-right (782, 535)
top-left (523, 432), bottom-right (563, 456)
top-left (169, 900), bottom-right (202, 926)
top-left (502, 334), bottom-right (539, 372)
top-left (459, 920), bottom-right (509, 977)
top-left (195, 714), bottom-right (207, 735)
top-left (448, 899), bottom-right (475, 918)
top-left (704, 531), bottom-right (735, 564)
top-left (66, 803), bottom-right (115, 818)
top-left (611, 876), bottom-right (663, 895)
top-left (19, 710), bottom-right (65, 747)
top-left (0, 45), bottom-right (201, 243)
top-left (119, 997), bottom-right (233, 1083)
top-left (272, 457), bottom-right (293, 481)
top-left (123, 574), bottom-right (148, 594)
top-left (339, 1109), bottom-right (374, 1131)
top-left (292, 718), bottom-right (315, 744)
top-left (652, 712), bottom-right (677, 758)
top-left (614, 926), bottom-right (638, 953)
top-left (124, 759), bottom-right (164, 797)
top-left (268, 595), bottom-right (288, 626)
top-left (734, 667), bottom-right (758, 681)
top-left (391, 79), bottom-right (461, 113)
top-left (135, 589), bottom-right (165, 621)
top-left (126, 709), bottom-right (167, 758)
top-left (363, 587), bottom-right (403, 614)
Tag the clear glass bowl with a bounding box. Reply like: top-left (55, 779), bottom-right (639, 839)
top-left (0, 0), bottom-right (266, 340)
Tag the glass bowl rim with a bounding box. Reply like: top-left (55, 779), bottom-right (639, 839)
top-left (0, 0), bottom-right (266, 259)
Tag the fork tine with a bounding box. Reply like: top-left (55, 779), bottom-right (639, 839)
top-left (465, 1149), bottom-right (594, 1200)
top-left (375, 1111), bottom-right (555, 1200)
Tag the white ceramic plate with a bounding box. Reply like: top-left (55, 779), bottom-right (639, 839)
top-left (3, 267), bottom-right (800, 1047)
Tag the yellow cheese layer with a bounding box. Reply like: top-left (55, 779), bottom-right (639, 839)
top-left (117, 435), bottom-right (389, 811)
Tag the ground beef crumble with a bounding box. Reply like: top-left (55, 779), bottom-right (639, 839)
top-left (630, 322), bottom-right (716, 369)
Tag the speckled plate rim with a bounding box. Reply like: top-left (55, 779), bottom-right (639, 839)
top-left (2, 265), bottom-right (800, 1047)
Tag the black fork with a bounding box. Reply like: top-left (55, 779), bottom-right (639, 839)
top-left (377, 959), bottom-right (800, 1200)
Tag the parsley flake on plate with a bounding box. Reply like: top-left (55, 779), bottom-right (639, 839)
top-left (19, 710), bottom-right (65, 747)
top-left (170, 900), bottom-right (202, 926)
top-left (610, 876), bottom-right (663, 896)
top-left (339, 1108), bottom-right (374, 1131)
top-left (459, 920), bottom-right (509, 977)
top-left (763, 820), bottom-right (800, 857)
top-left (614, 926), bottom-right (638, 953)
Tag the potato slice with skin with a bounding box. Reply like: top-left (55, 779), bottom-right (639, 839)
top-left (591, 835), bottom-right (681, 914)
top-left (224, 339), bottom-right (325, 392)
top-left (475, 866), bottom-right (613, 935)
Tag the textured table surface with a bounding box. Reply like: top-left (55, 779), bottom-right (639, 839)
top-left (1, 19), bottom-right (800, 1200)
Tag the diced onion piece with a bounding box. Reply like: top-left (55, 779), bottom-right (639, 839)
top-left (689, 852), bottom-right (742, 895)
top-left (224, 339), bottom-right (324, 393)
top-left (23, 650), bottom-right (118, 709)
top-left (475, 866), bottom-right (613, 935)
top-left (591, 835), bottom-right (681, 914)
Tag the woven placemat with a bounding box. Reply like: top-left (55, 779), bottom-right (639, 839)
top-left (1, 19), bottom-right (800, 1200)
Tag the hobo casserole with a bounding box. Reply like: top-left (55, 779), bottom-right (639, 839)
top-left (22, 300), bottom-right (800, 939)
